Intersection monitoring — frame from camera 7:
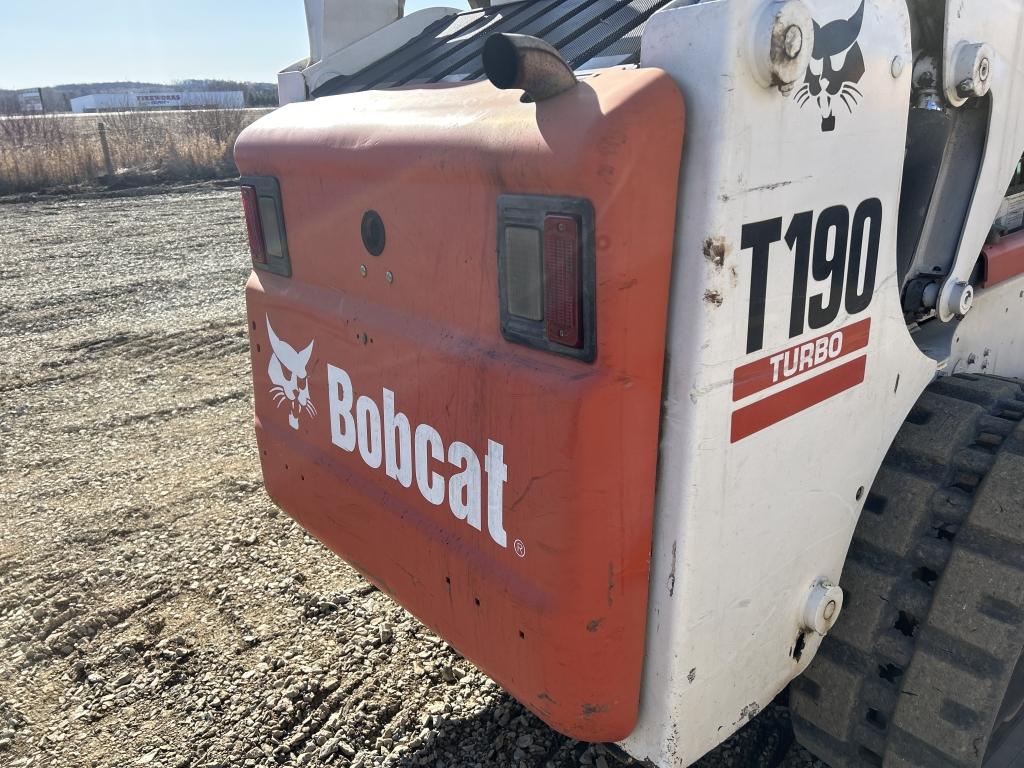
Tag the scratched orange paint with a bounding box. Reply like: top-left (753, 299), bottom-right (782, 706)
top-left (235, 69), bottom-right (685, 741)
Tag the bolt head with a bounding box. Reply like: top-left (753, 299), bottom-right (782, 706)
top-left (359, 265), bottom-right (368, 277)
top-left (958, 77), bottom-right (977, 96)
top-left (951, 42), bottom-right (994, 102)
top-left (979, 57), bottom-right (991, 81)
top-left (823, 600), bottom-right (837, 621)
top-left (958, 284), bottom-right (975, 315)
top-left (891, 56), bottom-right (905, 79)
top-left (803, 581), bottom-right (844, 636)
top-left (386, 271), bottom-right (394, 284)
top-left (943, 281), bottom-right (974, 318)
top-left (784, 25), bottom-right (803, 59)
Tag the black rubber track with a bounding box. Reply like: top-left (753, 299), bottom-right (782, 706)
top-left (790, 374), bottom-right (1024, 767)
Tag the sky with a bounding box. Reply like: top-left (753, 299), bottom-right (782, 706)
top-left (0, 1), bottom-right (471, 89)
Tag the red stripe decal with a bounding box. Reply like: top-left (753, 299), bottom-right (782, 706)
top-left (731, 355), bottom-right (867, 443)
top-left (733, 318), bottom-right (871, 401)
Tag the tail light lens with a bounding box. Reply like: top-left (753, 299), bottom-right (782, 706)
top-left (239, 176), bottom-right (291, 277)
top-left (543, 215), bottom-right (582, 348)
top-left (498, 195), bottom-right (595, 362)
top-left (240, 185), bottom-right (266, 264)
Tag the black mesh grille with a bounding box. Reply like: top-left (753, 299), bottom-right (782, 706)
top-left (312, 0), bottom-right (675, 98)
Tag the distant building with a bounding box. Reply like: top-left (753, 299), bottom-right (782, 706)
top-left (69, 91), bottom-right (245, 114)
top-left (17, 89), bottom-right (44, 113)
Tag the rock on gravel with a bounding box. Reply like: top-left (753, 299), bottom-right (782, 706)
top-left (0, 189), bottom-right (828, 768)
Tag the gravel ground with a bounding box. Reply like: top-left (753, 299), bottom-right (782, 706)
top-left (0, 188), bottom-right (827, 768)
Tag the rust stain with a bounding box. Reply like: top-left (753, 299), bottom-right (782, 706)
top-left (586, 618), bottom-right (604, 633)
top-left (704, 289), bottom-right (724, 307)
top-left (668, 540), bottom-right (677, 597)
top-left (607, 562), bottom-right (614, 607)
top-left (687, 667), bottom-right (696, 684)
top-left (703, 236), bottom-right (727, 269)
top-left (582, 703), bottom-right (610, 717)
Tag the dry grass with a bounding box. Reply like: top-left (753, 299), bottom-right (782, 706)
top-left (0, 108), bottom-right (268, 194)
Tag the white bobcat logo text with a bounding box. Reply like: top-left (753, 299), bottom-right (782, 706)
top-left (266, 316), bottom-right (317, 430)
top-left (327, 365), bottom-right (509, 548)
top-left (260, 316), bottom-right (510, 548)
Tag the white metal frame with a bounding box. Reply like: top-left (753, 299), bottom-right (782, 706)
top-left (625, 1), bottom-right (931, 764)
top-left (620, 1), bottom-right (1024, 764)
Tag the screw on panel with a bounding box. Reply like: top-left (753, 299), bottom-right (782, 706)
top-left (891, 56), bottom-right (905, 79)
top-left (360, 265), bottom-right (368, 277)
top-left (386, 271), bottom-right (394, 284)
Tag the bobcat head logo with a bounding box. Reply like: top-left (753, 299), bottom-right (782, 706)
top-left (795, 0), bottom-right (866, 132)
top-left (266, 316), bottom-right (316, 430)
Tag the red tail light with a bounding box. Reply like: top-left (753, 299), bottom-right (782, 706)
top-left (497, 195), bottom-right (595, 362)
top-left (240, 185), bottom-right (267, 264)
top-left (239, 176), bottom-right (291, 277)
top-left (544, 215), bottom-right (582, 348)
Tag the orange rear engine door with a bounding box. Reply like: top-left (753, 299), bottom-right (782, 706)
top-left (234, 69), bottom-right (685, 742)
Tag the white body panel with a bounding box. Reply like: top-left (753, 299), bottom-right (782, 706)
top-left (623, 2), bottom-right (937, 764)
top-left (303, 0), bottom-right (404, 64)
top-left (940, 273), bottom-right (1024, 377)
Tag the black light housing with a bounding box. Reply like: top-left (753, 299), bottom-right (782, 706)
top-left (240, 176), bottom-right (291, 277)
top-left (497, 194), bottom-right (596, 362)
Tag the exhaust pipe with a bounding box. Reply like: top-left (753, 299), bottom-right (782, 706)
top-left (482, 33), bottom-right (578, 102)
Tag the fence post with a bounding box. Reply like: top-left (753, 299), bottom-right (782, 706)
top-left (97, 121), bottom-right (113, 176)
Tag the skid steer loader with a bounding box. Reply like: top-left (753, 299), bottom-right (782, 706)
top-left (234, 1), bottom-right (1024, 765)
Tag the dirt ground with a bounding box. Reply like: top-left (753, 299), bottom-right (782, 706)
top-left (0, 187), bottom-right (826, 768)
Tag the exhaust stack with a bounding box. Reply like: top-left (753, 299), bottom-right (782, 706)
top-left (483, 33), bottom-right (578, 102)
